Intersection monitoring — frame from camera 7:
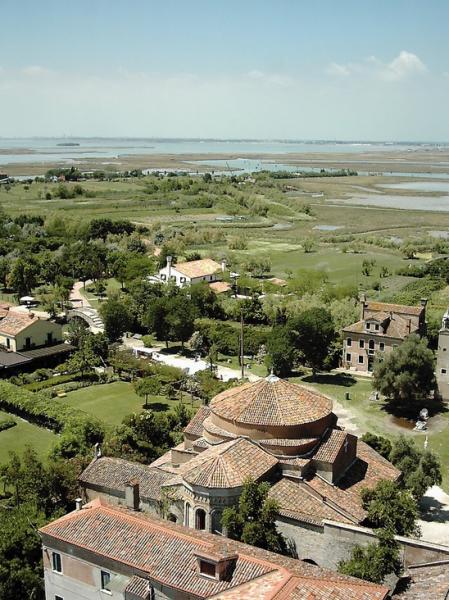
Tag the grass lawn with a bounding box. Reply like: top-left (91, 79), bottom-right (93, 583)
top-left (292, 372), bottom-right (449, 491)
top-left (215, 353), bottom-right (268, 377)
top-left (0, 410), bottom-right (57, 465)
top-left (55, 381), bottom-right (198, 427)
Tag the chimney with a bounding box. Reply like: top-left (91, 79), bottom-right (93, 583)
top-left (75, 498), bottom-right (83, 511)
top-left (221, 259), bottom-right (226, 273)
top-left (167, 255), bottom-right (172, 281)
top-left (421, 298), bottom-right (428, 307)
top-left (389, 311), bottom-right (393, 320)
top-left (360, 293), bottom-right (367, 320)
top-left (125, 479), bottom-right (140, 511)
top-left (94, 442), bottom-right (102, 459)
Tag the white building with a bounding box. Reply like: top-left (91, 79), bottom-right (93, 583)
top-left (437, 308), bottom-right (449, 400)
top-left (157, 257), bottom-right (225, 287)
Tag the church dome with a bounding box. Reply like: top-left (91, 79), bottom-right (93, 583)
top-left (205, 375), bottom-right (335, 452)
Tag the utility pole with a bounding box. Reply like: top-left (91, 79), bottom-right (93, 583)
top-left (240, 312), bottom-right (244, 379)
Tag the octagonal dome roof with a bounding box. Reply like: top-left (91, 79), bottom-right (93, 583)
top-left (210, 375), bottom-right (333, 428)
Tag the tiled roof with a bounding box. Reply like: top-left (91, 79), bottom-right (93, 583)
top-left (175, 259), bottom-right (222, 279)
top-left (365, 301), bottom-right (424, 317)
top-left (343, 314), bottom-right (418, 339)
top-left (0, 311), bottom-right (39, 335)
top-left (210, 377), bottom-right (333, 427)
top-left (313, 429), bottom-right (354, 463)
top-left (209, 281), bottom-right (232, 294)
top-left (271, 574), bottom-right (388, 600)
top-left (180, 438), bottom-right (278, 488)
top-left (184, 405), bottom-right (211, 437)
top-left (306, 440), bottom-right (401, 524)
top-left (79, 457), bottom-right (173, 501)
top-left (125, 575), bottom-right (152, 598)
top-left (269, 478), bottom-right (354, 526)
top-left (393, 563), bottom-right (449, 599)
top-left (40, 499), bottom-right (388, 600)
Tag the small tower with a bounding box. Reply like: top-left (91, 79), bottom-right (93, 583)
top-left (436, 309), bottom-right (449, 401)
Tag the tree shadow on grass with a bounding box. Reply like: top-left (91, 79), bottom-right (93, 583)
top-left (301, 372), bottom-right (357, 388)
top-left (143, 402), bottom-right (170, 412)
top-left (380, 396), bottom-right (448, 419)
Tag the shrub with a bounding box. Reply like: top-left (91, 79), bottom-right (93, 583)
top-left (0, 417), bottom-right (16, 432)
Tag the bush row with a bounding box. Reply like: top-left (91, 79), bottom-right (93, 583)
top-left (23, 372), bottom-right (81, 392)
top-left (41, 375), bottom-right (117, 399)
top-left (0, 381), bottom-right (100, 433)
top-left (0, 417), bottom-right (16, 432)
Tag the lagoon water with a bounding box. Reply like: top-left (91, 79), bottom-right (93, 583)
top-left (337, 194), bottom-right (449, 212)
top-left (0, 137), bottom-right (446, 167)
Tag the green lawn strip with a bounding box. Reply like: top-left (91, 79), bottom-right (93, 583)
top-left (0, 409), bottom-right (57, 464)
top-left (54, 381), bottom-right (198, 427)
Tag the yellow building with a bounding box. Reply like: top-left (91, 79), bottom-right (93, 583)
top-left (0, 311), bottom-right (63, 352)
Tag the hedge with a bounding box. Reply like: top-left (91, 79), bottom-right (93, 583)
top-left (195, 318), bottom-right (269, 356)
top-left (0, 381), bottom-right (100, 433)
top-left (0, 417), bottom-right (16, 432)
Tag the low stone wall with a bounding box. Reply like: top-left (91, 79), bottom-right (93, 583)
top-left (276, 516), bottom-right (449, 570)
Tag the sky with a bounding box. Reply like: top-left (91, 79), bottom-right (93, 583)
top-left (1, 0), bottom-right (448, 141)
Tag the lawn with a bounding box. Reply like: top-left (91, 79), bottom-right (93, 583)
top-left (55, 381), bottom-right (198, 427)
top-left (0, 409), bottom-right (57, 465)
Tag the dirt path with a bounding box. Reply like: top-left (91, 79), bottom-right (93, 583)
top-left (70, 280), bottom-right (92, 307)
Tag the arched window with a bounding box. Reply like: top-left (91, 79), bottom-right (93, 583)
top-left (195, 508), bottom-right (206, 530)
top-left (168, 513), bottom-right (177, 523)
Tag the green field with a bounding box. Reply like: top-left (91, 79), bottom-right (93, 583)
top-left (0, 409), bottom-right (57, 464)
top-left (54, 381), bottom-right (197, 427)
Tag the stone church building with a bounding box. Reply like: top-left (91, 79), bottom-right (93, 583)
top-left (78, 374), bottom-right (437, 569)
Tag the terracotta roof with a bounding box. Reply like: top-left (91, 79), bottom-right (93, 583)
top-left (40, 499), bottom-right (388, 599)
top-left (175, 258), bottom-right (222, 279)
top-left (269, 478), bottom-right (354, 526)
top-left (125, 575), bottom-right (152, 598)
top-left (393, 563), bottom-right (449, 599)
top-left (343, 314), bottom-right (418, 339)
top-left (365, 301), bottom-right (424, 317)
top-left (210, 376), bottom-right (333, 428)
top-left (180, 438), bottom-right (278, 488)
top-left (0, 311), bottom-right (39, 335)
top-left (184, 405), bottom-right (211, 437)
top-left (313, 430), bottom-right (354, 463)
top-left (209, 281), bottom-right (232, 294)
top-left (306, 441), bottom-right (401, 524)
top-left (79, 457), bottom-right (173, 501)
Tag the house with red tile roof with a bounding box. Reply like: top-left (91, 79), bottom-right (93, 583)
top-left (341, 294), bottom-right (427, 373)
top-left (39, 497), bottom-right (389, 600)
top-left (157, 256), bottom-right (226, 288)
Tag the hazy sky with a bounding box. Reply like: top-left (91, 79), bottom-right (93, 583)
top-left (1, 0), bottom-right (448, 141)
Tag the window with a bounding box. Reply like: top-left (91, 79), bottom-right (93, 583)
top-left (359, 339), bottom-right (365, 349)
top-left (55, 596), bottom-right (64, 600)
top-left (47, 332), bottom-right (53, 344)
top-left (25, 337), bottom-right (31, 349)
top-left (346, 338), bottom-right (352, 347)
top-left (368, 340), bottom-right (375, 350)
top-left (199, 560), bottom-right (216, 578)
top-left (366, 322), bottom-right (371, 330)
top-left (6, 338), bottom-right (10, 349)
top-left (358, 355), bottom-right (364, 364)
top-left (442, 368), bottom-right (447, 374)
top-left (379, 342), bottom-right (385, 351)
top-left (101, 570), bottom-right (111, 592)
top-left (52, 552), bottom-right (62, 573)
top-left (180, 277), bottom-right (186, 283)
top-left (346, 353), bottom-right (351, 362)
top-left (375, 324), bottom-right (380, 331)
top-left (195, 508), bottom-right (206, 530)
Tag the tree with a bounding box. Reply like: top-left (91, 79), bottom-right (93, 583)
top-left (361, 433), bottom-right (392, 460)
top-left (100, 296), bottom-right (133, 342)
top-left (66, 343), bottom-right (100, 379)
top-left (8, 256), bottom-right (40, 296)
top-left (266, 325), bottom-right (296, 377)
top-left (338, 528), bottom-right (401, 584)
top-left (221, 479), bottom-right (286, 554)
top-left (134, 377), bottom-right (162, 409)
top-left (361, 480), bottom-right (420, 537)
top-left (289, 307), bottom-right (336, 374)
top-left (372, 335), bottom-right (435, 416)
